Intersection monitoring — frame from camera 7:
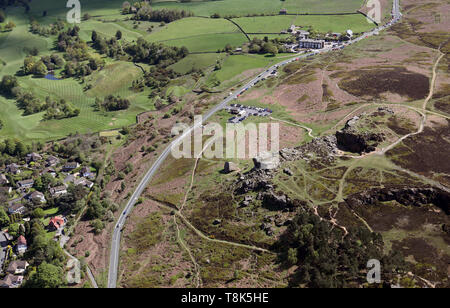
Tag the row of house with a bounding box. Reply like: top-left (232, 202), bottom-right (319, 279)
top-left (2, 154), bottom-right (96, 217)
top-left (0, 152), bottom-right (95, 288)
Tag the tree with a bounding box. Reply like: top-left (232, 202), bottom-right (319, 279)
top-left (33, 61), bottom-right (48, 76)
top-left (32, 208), bottom-right (45, 219)
top-left (0, 75), bottom-right (18, 95)
top-left (91, 30), bottom-right (98, 42)
top-left (287, 248), bottom-right (298, 266)
top-left (0, 207), bottom-right (10, 228)
top-left (115, 30), bottom-right (122, 40)
top-left (263, 42), bottom-right (278, 56)
top-left (26, 262), bottom-right (64, 288)
top-left (90, 219), bottom-right (104, 234)
top-left (8, 223), bottom-right (20, 238)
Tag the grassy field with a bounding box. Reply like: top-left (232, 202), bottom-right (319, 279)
top-left (234, 14), bottom-right (374, 34)
top-left (205, 54), bottom-right (275, 89)
top-left (294, 14), bottom-right (374, 33)
top-left (150, 0), bottom-right (366, 16)
top-left (169, 53), bottom-right (226, 74)
top-left (232, 15), bottom-right (297, 33)
top-left (144, 17), bottom-right (247, 52)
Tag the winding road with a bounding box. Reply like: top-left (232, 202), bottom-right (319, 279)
top-left (107, 0), bottom-right (403, 288)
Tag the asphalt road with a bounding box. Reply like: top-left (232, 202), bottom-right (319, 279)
top-left (107, 0), bottom-right (402, 288)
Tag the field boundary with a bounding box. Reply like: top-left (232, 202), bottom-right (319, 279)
top-left (224, 18), bottom-right (251, 41)
top-left (357, 11), bottom-right (379, 26)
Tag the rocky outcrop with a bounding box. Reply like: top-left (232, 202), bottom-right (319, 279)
top-left (345, 186), bottom-right (450, 214)
top-left (336, 130), bottom-right (384, 154)
top-left (261, 191), bottom-right (306, 212)
top-left (335, 116), bottom-right (385, 154)
top-left (235, 169), bottom-right (274, 194)
top-left (280, 135), bottom-right (338, 162)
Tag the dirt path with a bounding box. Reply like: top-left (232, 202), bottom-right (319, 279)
top-left (270, 116), bottom-right (315, 138)
top-left (379, 50), bottom-right (444, 155)
top-left (171, 138), bottom-right (272, 288)
top-left (173, 139), bottom-right (215, 288)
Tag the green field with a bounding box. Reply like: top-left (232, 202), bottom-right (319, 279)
top-left (234, 14), bottom-right (374, 34)
top-left (0, 0), bottom-right (371, 142)
top-left (150, 0), bottom-right (365, 16)
top-left (144, 17), bottom-right (247, 52)
top-left (294, 14), bottom-right (374, 33)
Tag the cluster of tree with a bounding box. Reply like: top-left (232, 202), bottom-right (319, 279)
top-left (22, 219), bottom-right (66, 288)
top-left (134, 7), bottom-right (193, 23)
top-left (1, 75), bottom-right (80, 118)
top-left (125, 37), bottom-right (188, 66)
top-left (15, 88), bottom-right (44, 115)
top-left (1, 75), bottom-right (44, 115)
top-left (57, 26), bottom-right (89, 61)
top-left (56, 185), bottom-right (87, 215)
top-left (95, 95), bottom-right (131, 112)
top-left (30, 19), bottom-right (65, 37)
top-left (131, 66), bottom-right (180, 93)
top-left (248, 37), bottom-right (289, 55)
top-left (22, 54), bottom-right (65, 76)
top-left (22, 56), bottom-right (48, 76)
top-left (0, 138), bottom-right (31, 158)
top-left (42, 96), bottom-right (80, 120)
top-left (122, 1), bottom-right (193, 22)
top-left (274, 209), bottom-right (407, 287)
top-left (63, 57), bottom-right (104, 78)
top-left (84, 188), bottom-right (117, 232)
top-left (91, 31), bottom-right (125, 59)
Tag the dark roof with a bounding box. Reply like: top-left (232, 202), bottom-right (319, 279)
top-left (7, 260), bottom-right (28, 272)
top-left (17, 179), bottom-right (34, 186)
